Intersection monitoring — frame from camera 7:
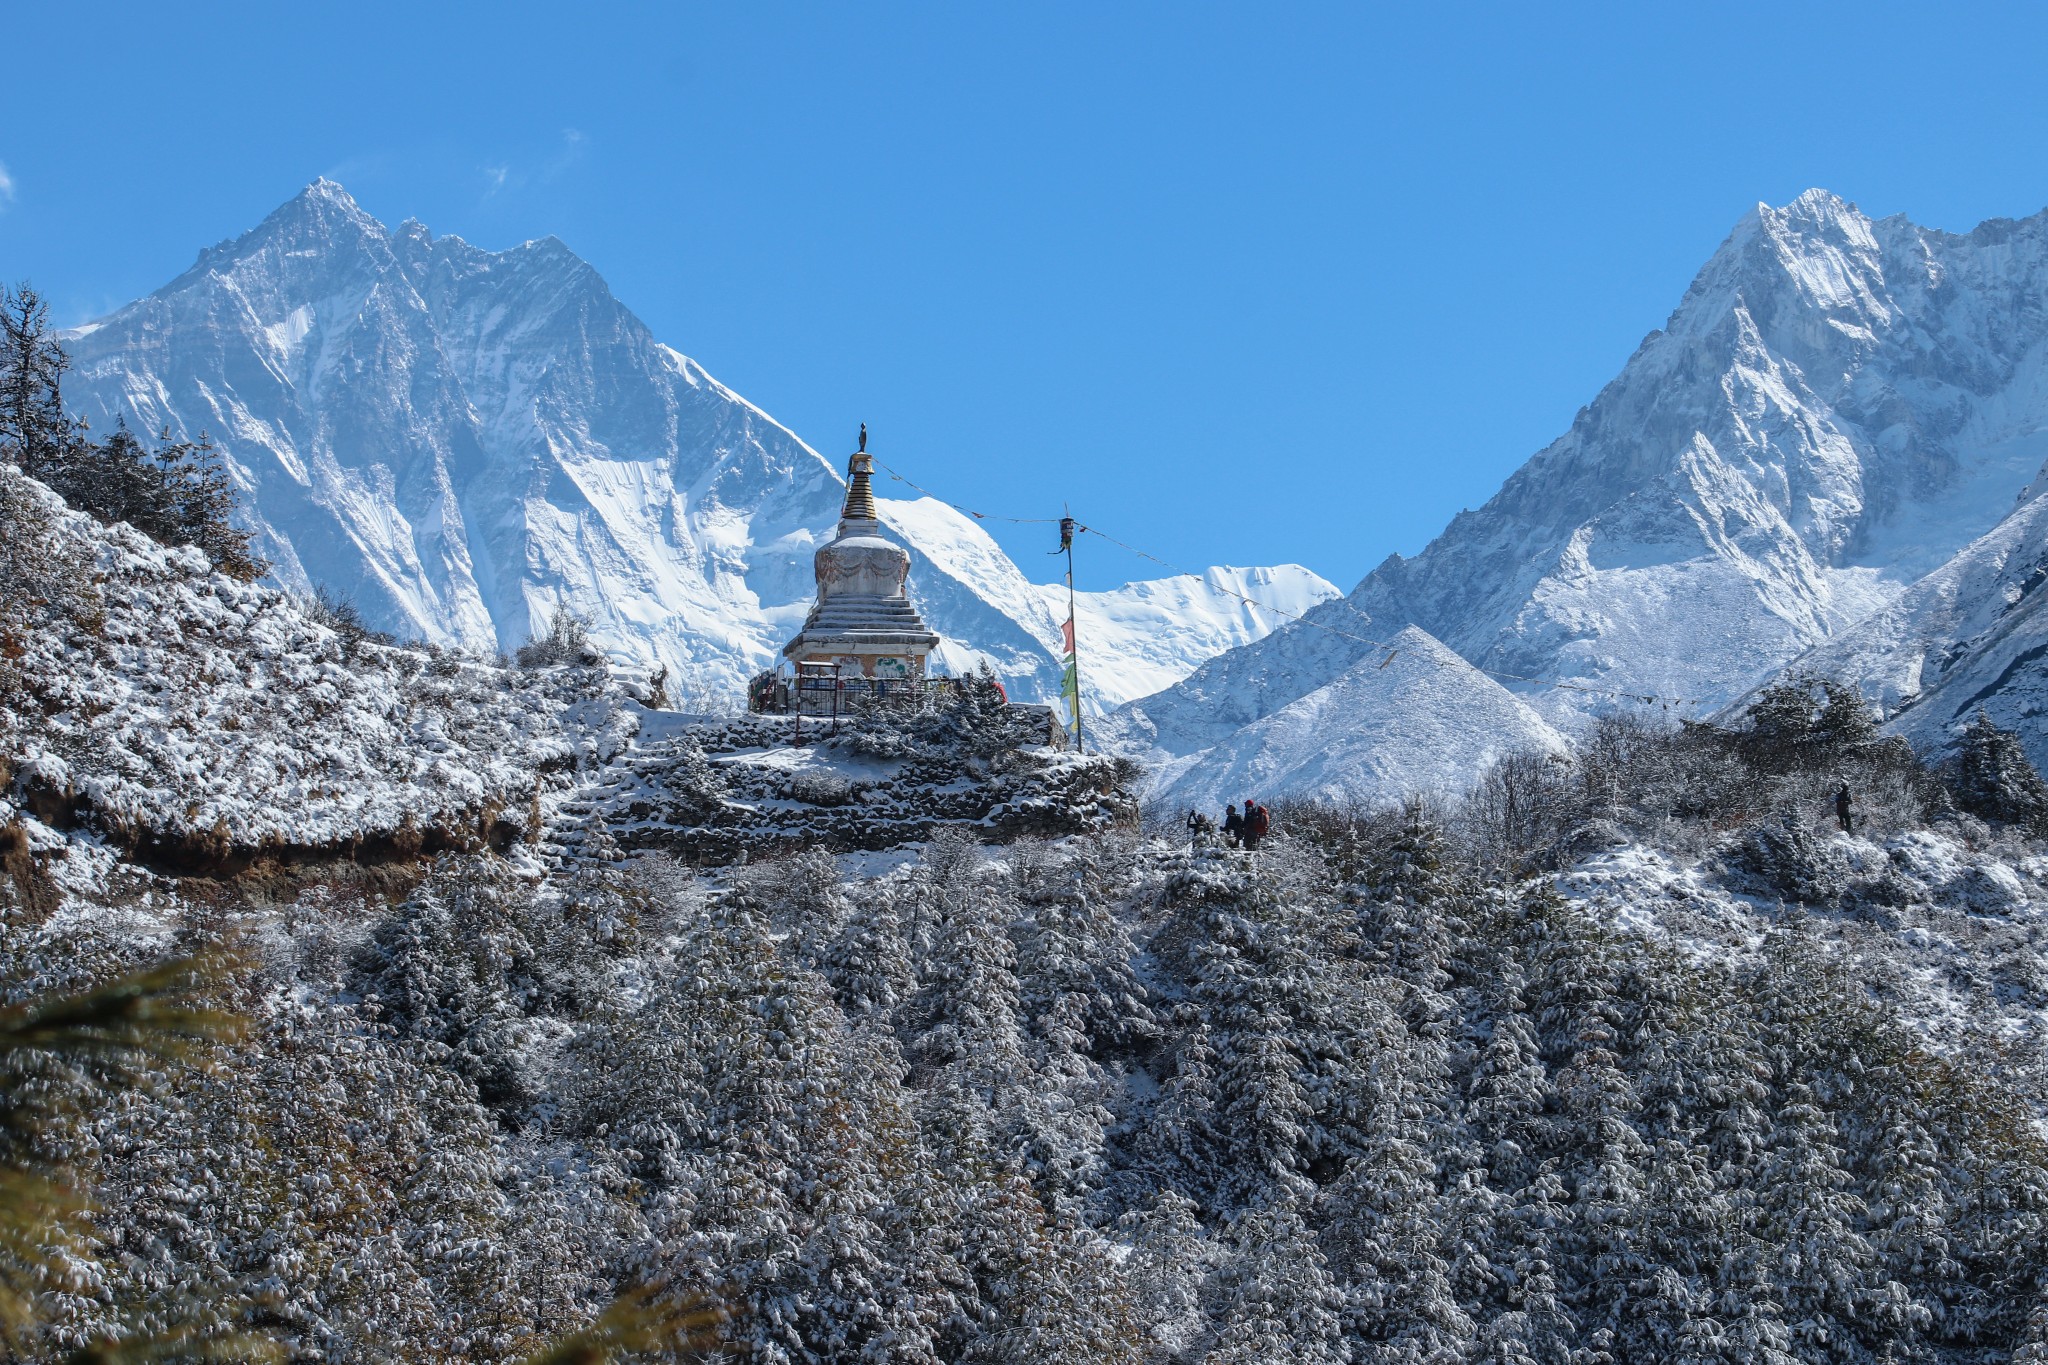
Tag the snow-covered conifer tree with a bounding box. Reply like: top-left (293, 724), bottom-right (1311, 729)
top-left (820, 875), bottom-right (918, 1020)
top-left (1951, 710), bottom-right (2048, 831)
top-left (1200, 1201), bottom-right (1347, 1364)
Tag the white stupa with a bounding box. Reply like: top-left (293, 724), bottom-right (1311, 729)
top-left (781, 432), bottom-right (940, 683)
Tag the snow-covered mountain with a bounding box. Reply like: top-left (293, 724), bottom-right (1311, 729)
top-left (57, 180), bottom-right (1301, 712)
top-left (1121, 190), bottom-right (2048, 788)
top-left (1745, 482), bottom-right (2048, 765)
top-left (1148, 625), bottom-right (1566, 813)
top-left (1043, 564), bottom-right (1339, 711)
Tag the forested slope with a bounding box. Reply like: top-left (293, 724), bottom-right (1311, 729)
top-left (7, 388), bottom-right (2048, 1359)
top-left (10, 620), bottom-right (2048, 1360)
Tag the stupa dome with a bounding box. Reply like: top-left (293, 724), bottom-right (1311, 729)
top-left (812, 522), bottom-right (911, 599)
top-left (781, 439), bottom-right (939, 673)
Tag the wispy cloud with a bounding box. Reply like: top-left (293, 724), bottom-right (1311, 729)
top-left (477, 129), bottom-right (589, 202)
top-left (0, 162), bottom-right (16, 211)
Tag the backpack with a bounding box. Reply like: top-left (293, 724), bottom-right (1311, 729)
top-left (1249, 804), bottom-right (1270, 837)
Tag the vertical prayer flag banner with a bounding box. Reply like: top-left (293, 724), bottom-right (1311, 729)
top-left (1059, 616), bottom-right (1081, 734)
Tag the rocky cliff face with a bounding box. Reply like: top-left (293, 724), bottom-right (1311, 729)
top-left (1122, 190), bottom-right (2048, 782)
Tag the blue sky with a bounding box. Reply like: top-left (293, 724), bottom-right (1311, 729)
top-left (5, 2), bottom-right (2046, 590)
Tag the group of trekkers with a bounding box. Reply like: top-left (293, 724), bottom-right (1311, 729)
top-left (1180, 783), bottom-right (1856, 850)
top-left (1185, 799), bottom-right (1273, 852)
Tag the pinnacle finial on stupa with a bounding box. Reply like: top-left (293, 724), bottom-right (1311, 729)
top-left (840, 425), bottom-right (878, 524)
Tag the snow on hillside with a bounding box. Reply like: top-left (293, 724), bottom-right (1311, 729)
top-left (1554, 828), bottom-right (2048, 1059)
top-left (1122, 190), bottom-right (2048, 769)
top-left (0, 456), bottom-right (1135, 888)
top-left (1147, 625), bottom-right (1566, 813)
top-left (57, 180), bottom-right (1302, 716)
top-left (0, 466), bottom-right (563, 865)
top-left (12, 437), bottom-right (2048, 1358)
top-left (551, 701), bottom-right (1134, 866)
top-left (1743, 483), bottom-right (2048, 767)
top-left (1040, 564), bottom-right (1340, 711)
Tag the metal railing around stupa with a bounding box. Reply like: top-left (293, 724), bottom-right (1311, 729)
top-left (747, 666), bottom-right (963, 717)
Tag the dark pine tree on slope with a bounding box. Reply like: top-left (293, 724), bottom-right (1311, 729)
top-left (1950, 710), bottom-right (2048, 831)
top-left (0, 281), bottom-right (262, 579)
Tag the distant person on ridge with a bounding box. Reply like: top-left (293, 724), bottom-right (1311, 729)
top-left (1221, 804), bottom-right (1243, 849)
top-left (1243, 799), bottom-right (1270, 852)
top-left (1835, 782), bottom-right (1855, 834)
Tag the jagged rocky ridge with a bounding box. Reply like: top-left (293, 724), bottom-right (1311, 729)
top-left (56, 179), bottom-right (1327, 715)
top-left (1120, 190), bottom-right (2048, 797)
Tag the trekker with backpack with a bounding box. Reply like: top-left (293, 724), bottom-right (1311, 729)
top-left (1242, 799), bottom-right (1271, 851)
top-left (1221, 804), bottom-right (1243, 849)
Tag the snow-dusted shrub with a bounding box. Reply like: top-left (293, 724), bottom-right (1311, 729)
top-left (1885, 829), bottom-right (1962, 896)
top-left (1726, 811), bottom-right (1852, 906)
top-left (354, 858), bottom-right (549, 1114)
top-left (941, 664), bottom-right (1042, 758)
top-left (745, 845), bottom-right (847, 960)
top-left (787, 768), bottom-right (853, 806)
top-left (669, 734), bottom-right (727, 805)
top-left (301, 583), bottom-right (395, 657)
top-left (515, 607), bottom-right (604, 669)
top-left (1947, 859), bottom-right (2029, 915)
top-left (846, 699), bottom-right (929, 758)
top-left (1739, 671), bottom-right (1881, 765)
top-left (1457, 705), bottom-right (1947, 867)
top-left (1463, 746), bottom-right (1580, 871)
top-left (1544, 815), bottom-right (1632, 867)
top-left (1262, 796), bottom-right (1411, 883)
top-left (1948, 710), bottom-right (2048, 833)
top-left (0, 466), bottom-right (90, 698)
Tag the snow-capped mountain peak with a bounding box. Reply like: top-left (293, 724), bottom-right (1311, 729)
top-left (1118, 190), bottom-right (2048, 796)
top-left (1147, 624), bottom-right (1567, 813)
top-left (58, 181), bottom-right (1314, 713)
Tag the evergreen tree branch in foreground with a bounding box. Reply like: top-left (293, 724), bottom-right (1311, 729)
top-left (0, 951), bottom-right (275, 1362)
top-left (2, 951), bottom-right (732, 1363)
top-left (515, 1281), bottom-right (726, 1365)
